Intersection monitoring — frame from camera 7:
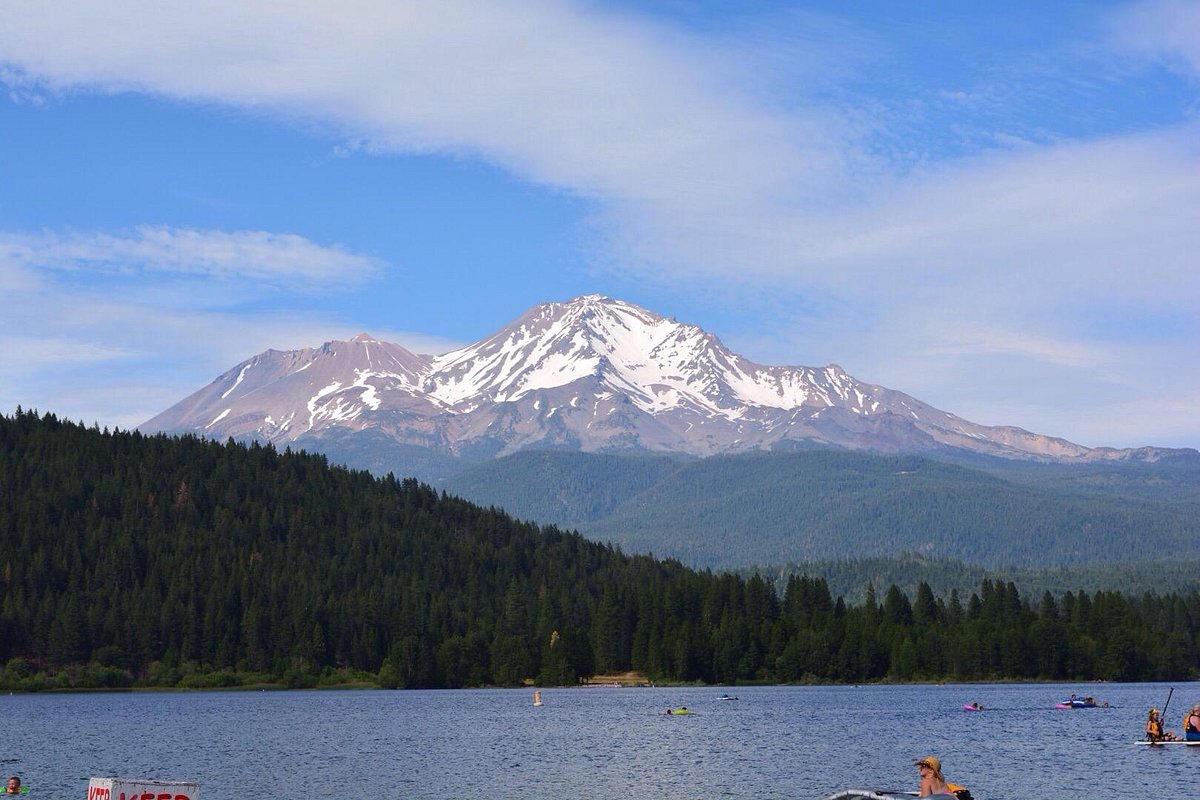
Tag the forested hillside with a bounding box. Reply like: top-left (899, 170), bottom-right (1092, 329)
top-left (1, 410), bottom-right (1197, 690)
top-left (954, 453), bottom-right (1200, 505)
top-left (444, 450), bottom-right (684, 523)
top-left (444, 450), bottom-right (1200, 569)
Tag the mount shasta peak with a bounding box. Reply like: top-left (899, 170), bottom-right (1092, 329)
top-left (141, 295), bottom-right (1181, 467)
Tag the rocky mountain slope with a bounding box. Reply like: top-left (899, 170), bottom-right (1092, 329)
top-left (142, 294), bottom-right (1187, 466)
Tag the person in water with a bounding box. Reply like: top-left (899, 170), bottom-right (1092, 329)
top-left (914, 756), bottom-right (953, 798)
top-left (5, 777), bottom-right (20, 795)
top-left (1145, 708), bottom-right (1179, 742)
top-left (1185, 704), bottom-right (1200, 742)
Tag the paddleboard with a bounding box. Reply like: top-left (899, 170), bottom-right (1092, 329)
top-left (1135, 740), bottom-right (1200, 746)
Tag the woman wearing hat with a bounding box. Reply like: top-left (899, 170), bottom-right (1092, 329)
top-left (914, 755), bottom-right (954, 799)
top-left (1185, 705), bottom-right (1200, 742)
top-left (1145, 707), bottom-right (1178, 742)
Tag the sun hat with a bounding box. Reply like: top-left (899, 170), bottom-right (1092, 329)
top-left (914, 755), bottom-right (942, 773)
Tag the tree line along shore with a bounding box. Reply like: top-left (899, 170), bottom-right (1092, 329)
top-left (2, 410), bottom-right (1197, 691)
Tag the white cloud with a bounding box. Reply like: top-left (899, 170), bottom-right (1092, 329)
top-left (0, 225), bottom-right (396, 427)
top-left (0, 2), bottom-right (851, 236)
top-left (808, 127), bottom-right (1199, 297)
top-left (4, 2), bottom-right (1193, 304)
top-left (0, 226), bottom-right (384, 290)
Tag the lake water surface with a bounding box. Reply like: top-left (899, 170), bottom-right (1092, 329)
top-left (2, 682), bottom-right (1196, 799)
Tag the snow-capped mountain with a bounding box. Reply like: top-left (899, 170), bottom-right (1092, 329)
top-left (140, 294), bottom-right (1179, 464)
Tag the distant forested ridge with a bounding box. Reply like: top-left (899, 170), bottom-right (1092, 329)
top-left (442, 450), bottom-right (1200, 569)
top-left (1, 410), bottom-right (1197, 690)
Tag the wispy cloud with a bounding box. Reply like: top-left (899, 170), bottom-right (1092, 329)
top-left (5, 2), bottom-right (1190, 293)
top-left (1, 226), bottom-right (384, 290)
top-left (0, 2), bottom-right (852, 230)
top-left (1109, 0), bottom-right (1200, 77)
top-left (0, 226), bottom-right (397, 427)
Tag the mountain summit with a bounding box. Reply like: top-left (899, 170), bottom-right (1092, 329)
top-left (141, 295), bottom-right (1177, 465)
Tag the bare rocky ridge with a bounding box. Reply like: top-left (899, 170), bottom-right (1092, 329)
top-left (141, 294), bottom-right (1185, 464)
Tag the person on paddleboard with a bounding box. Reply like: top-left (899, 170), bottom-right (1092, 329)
top-left (1185, 704), bottom-right (1200, 742)
top-left (1145, 708), bottom-right (1179, 742)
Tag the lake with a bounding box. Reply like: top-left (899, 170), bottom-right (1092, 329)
top-left (1, 682), bottom-right (1196, 799)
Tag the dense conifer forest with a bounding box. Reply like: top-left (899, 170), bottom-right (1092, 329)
top-left (752, 554), bottom-right (1200, 605)
top-left (1, 410), bottom-right (1197, 690)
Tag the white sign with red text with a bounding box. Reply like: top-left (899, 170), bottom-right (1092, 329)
top-left (87, 777), bottom-right (199, 800)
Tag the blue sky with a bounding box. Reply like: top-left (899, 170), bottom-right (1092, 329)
top-left (1, 0), bottom-right (1197, 449)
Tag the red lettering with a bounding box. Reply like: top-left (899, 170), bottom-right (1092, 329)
top-left (157, 794), bottom-right (172, 800)
top-left (141, 793), bottom-right (155, 800)
top-left (174, 795), bottom-right (192, 800)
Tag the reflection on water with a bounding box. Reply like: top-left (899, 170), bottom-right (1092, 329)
top-left (1, 683), bottom-right (1195, 800)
